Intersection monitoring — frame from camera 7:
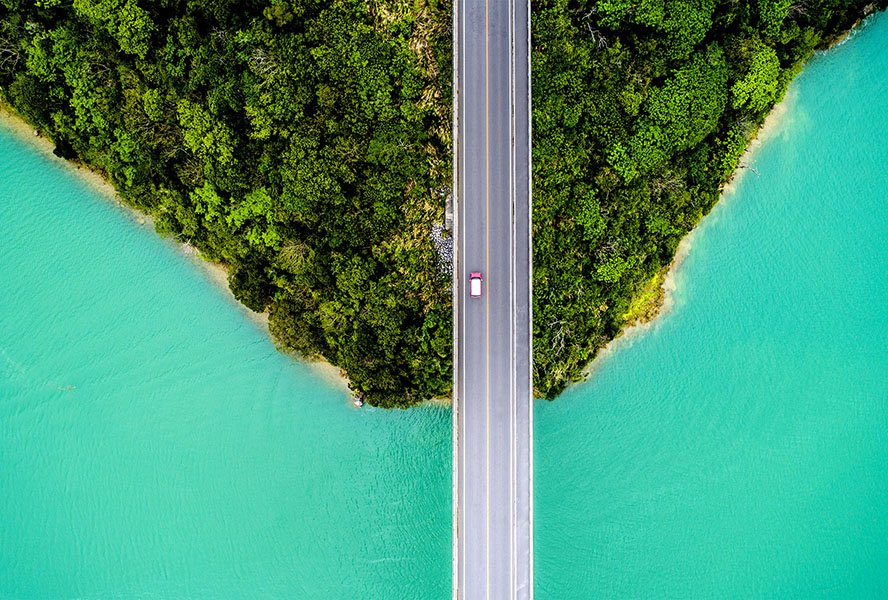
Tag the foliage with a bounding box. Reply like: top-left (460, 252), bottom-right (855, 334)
top-left (0, 0), bottom-right (453, 407)
top-left (731, 40), bottom-right (782, 112)
top-left (531, 0), bottom-right (884, 397)
top-left (0, 0), bottom-right (880, 405)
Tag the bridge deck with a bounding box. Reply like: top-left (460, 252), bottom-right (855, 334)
top-left (453, 0), bottom-right (532, 598)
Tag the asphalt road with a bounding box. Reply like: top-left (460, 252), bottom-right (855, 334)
top-left (453, 0), bottom-right (532, 598)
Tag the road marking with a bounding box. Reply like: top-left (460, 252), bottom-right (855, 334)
top-left (508, 3), bottom-right (517, 597)
top-left (451, 3), bottom-right (460, 598)
top-left (524, 4), bottom-right (535, 596)
top-left (484, 0), bottom-right (490, 598)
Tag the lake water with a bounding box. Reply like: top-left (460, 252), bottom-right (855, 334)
top-left (2, 12), bottom-right (887, 600)
top-left (0, 131), bottom-right (450, 596)
top-left (535, 14), bottom-right (888, 599)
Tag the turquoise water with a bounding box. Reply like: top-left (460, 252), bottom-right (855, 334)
top-left (0, 134), bottom-right (450, 596)
top-left (535, 14), bottom-right (888, 599)
top-left (2, 14), bottom-right (887, 600)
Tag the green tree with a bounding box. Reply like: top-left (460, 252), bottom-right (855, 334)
top-left (731, 42), bottom-right (782, 112)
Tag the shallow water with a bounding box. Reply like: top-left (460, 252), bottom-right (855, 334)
top-left (534, 14), bottom-right (888, 599)
top-left (0, 132), bottom-right (450, 597)
top-left (2, 13), bottom-right (887, 600)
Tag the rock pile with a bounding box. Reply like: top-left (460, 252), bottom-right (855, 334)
top-left (430, 223), bottom-right (453, 276)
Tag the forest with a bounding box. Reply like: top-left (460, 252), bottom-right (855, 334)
top-left (0, 0), bottom-right (882, 405)
top-left (0, 0), bottom-right (454, 407)
top-left (530, 0), bottom-right (885, 397)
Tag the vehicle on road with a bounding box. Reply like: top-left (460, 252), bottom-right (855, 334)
top-left (469, 272), bottom-right (483, 298)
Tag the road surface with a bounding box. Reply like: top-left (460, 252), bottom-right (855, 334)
top-left (453, 0), bottom-right (532, 598)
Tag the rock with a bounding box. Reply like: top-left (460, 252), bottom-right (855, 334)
top-left (430, 223), bottom-right (453, 276)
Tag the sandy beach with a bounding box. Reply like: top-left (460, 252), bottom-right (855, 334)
top-left (0, 103), bottom-right (355, 396)
top-left (583, 87), bottom-right (798, 378)
top-left (1, 72), bottom-right (796, 405)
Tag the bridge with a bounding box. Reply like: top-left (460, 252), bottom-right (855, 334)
top-left (452, 0), bottom-right (533, 598)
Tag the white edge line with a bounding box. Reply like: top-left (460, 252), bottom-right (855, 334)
top-left (451, 0), bottom-right (460, 598)
top-left (509, 1), bottom-right (518, 598)
top-left (526, 0), bottom-right (534, 595)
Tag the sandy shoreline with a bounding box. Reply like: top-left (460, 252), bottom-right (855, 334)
top-left (585, 87), bottom-right (797, 376)
top-left (1, 70), bottom-right (796, 404)
top-left (0, 104), bottom-right (355, 398)
top-left (585, 15), bottom-right (880, 380)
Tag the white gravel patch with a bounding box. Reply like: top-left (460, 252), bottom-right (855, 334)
top-left (431, 223), bottom-right (453, 276)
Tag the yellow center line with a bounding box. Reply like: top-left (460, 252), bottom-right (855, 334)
top-left (484, 0), bottom-right (490, 597)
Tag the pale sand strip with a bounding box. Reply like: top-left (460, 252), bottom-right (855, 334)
top-left (584, 88), bottom-right (797, 377)
top-left (587, 9), bottom-right (878, 371)
top-left (0, 82), bottom-right (795, 404)
top-left (0, 104), bottom-right (353, 397)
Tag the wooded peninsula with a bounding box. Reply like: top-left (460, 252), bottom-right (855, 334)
top-left (0, 0), bottom-right (881, 406)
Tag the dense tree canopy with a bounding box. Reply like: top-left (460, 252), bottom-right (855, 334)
top-left (531, 0), bottom-right (884, 397)
top-left (0, 0), bottom-right (881, 405)
top-left (0, 0), bottom-right (453, 407)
